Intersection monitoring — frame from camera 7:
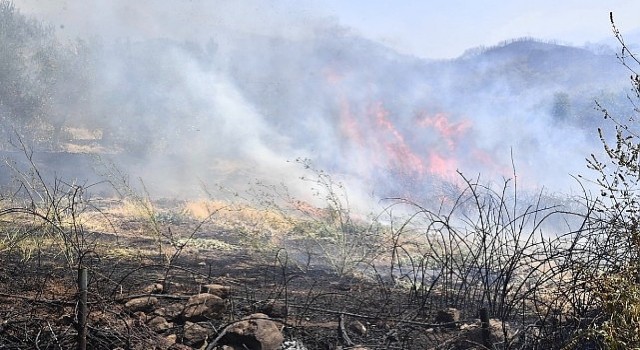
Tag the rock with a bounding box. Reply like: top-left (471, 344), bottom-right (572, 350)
top-left (348, 320), bottom-right (367, 336)
top-left (143, 283), bottom-right (164, 294)
top-left (258, 300), bottom-right (289, 318)
top-left (152, 333), bottom-right (178, 350)
top-left (221, 313), bottom-right (284, 350)
top-left (201, 284), bottom-right (231, 298)
top-left (183, 321), bottom-right (212, 347)
top-left (133, 311), bottom-right (148, 323)
top-left (435, 308), bottom-right (460, 328)
top-left (124, 297), bottom-right (158, 313)
top-left (155, 302), bottom-right (184, 321)
top-left (182, 293), bottom-right (226, 322)
top-left (148, 316), bottom-right (173, 332)
top-left (164, 334), bottom-right (177, 346)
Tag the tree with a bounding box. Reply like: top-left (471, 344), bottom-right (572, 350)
top-left (551, 91), bottom-right (571, 122)
top-left (0, 1), bottom-right (57, 145)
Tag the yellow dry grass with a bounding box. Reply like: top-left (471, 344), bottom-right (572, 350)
top-left (183, 199), bottom-right (296, 237)
top-left (64, 127), bottom-right (102, 140)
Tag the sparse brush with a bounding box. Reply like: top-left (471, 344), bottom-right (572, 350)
top-left (593, 267), bottom-right (640, 349)
top-left (564, 14), bottom-right (640, 350)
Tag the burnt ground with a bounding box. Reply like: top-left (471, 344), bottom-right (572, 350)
top-left (0, 188), bottom-right (598, 350)
top-left (0, 202), bottom-right (493, 350)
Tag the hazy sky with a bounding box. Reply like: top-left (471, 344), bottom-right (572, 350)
top-left (15, 1), bottom-right (640, 59)
top-left (312, 1), bottom-right (640, 58)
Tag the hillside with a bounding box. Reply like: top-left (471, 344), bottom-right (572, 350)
top-left (0, 2), bottom-right (633, 199)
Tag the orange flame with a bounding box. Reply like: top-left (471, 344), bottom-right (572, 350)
top-left (370, 102), bottom-right (426, 176)
top-left (418, 112), bottom-right (471, 149)
top-left (427, 151), bottom-right (458, 177)
top-left (327, 63), bottom-right (511, 186)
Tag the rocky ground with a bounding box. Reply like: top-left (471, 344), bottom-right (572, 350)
top-left (0, 197), bottom-right (533, 350)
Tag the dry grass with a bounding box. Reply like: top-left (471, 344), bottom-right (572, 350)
top-left (183, 199), bottom-right (296, 240)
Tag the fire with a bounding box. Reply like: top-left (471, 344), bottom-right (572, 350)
top-left (339, 99), bottom-right (465, 179)
top-left (427, 151), bottom-right (458, 177)
top-left (370, 102), bottom-right (426, 176)
top-left (338, 98), bottom-right (364, 147)
top-left (418, 112), bottom-right (471, 149)
top-left (329, 68), bottom-right (508, 188)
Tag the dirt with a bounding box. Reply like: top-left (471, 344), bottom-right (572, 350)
top-left (0, 188), bottom-right (598, 350)
top-left (0, 198), bottom-right (472, 350)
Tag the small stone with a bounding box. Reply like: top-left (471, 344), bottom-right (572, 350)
top-left (155, 302), bottom-right (184, 321)
top-left (133, 311), bottom-right (148, 322)
top-left (148, 316), bottom-right (172, 332)
top-left (124, 297), bottom-right (158, 313)
top-left (143, 283), bottom-right (164, 294)
top-left (164, 334), bottom-right (177, 346)
top-left (221, 313), bottom-right (284, 350)
top-left (182, 321), bottom-right (212, 347)
top-left (200, 284), bottom-right (231, 299)
top-left (182, 293), bottom-right (226, 321)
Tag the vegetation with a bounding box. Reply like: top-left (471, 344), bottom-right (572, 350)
top-left (576, 13), bottom-right (640, 349)
top-left (3, 1), bottom-right (640, 349)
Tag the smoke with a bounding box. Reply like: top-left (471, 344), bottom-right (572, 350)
top-left (16, 1), bottom-right (322, 42)
top-left (10, 1), bottom-right (633, 211)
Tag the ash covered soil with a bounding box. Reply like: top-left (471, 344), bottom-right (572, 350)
top-left (0, 197), bottom-right (504, 350)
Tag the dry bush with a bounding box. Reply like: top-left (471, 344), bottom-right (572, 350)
top-left (556, 14), bottom-right (640, 350)
top-left (378, 170), bottom-right (610, 349)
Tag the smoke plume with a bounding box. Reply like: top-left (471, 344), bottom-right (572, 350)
top-left (7, 1), bottom-right (633, 210)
